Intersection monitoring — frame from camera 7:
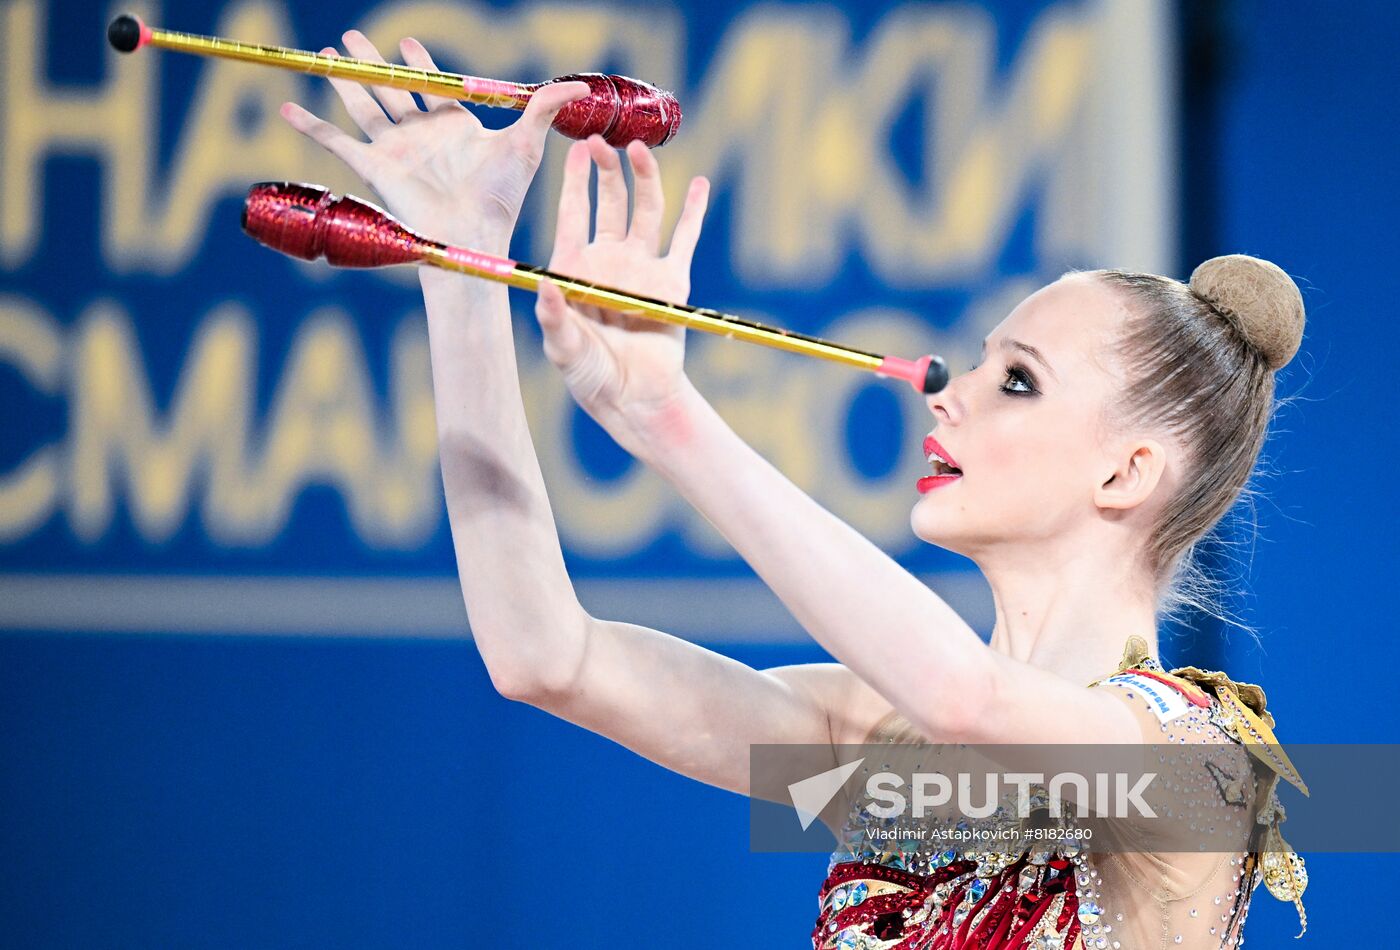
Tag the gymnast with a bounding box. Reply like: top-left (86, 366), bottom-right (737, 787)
top-left (282, 32), bottom-right (1311, 948)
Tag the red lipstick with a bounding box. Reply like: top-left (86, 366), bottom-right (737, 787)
top-left (918, 434), bottom-right (963, 493)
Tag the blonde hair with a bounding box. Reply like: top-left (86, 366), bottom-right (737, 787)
top-left (1093, 255), bottom-right (1306, 626)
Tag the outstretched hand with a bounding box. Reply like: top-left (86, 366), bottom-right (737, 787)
top-left (535, 135), bottom-right (710, 452)
top-left (280, 31), bottom-right (590, 249)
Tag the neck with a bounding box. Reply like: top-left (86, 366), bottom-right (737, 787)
top-left (975, 541), bottom-right (1160, 687)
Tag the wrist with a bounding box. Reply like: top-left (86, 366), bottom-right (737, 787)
top-left (628, 376), bottom-right (709, 468)
top-left (415, 218), bottom-right (514, 293)
top-left (439, 227), bottom-right (512, 257)
top-left (410, 207), bottom-right (512, 257)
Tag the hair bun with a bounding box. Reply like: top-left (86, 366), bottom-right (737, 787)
top-left (1188, 254), bottom-right (1305, 370)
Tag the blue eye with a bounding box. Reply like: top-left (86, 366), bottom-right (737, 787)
top-left (970, 360), bottom-right (1038, 396)
top-left (1000, 364), bottom-right (1038, 396)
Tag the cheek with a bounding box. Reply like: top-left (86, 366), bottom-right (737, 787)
top-left (969, 413), bottom-right (1093, 508)
top-left (975, 416), bottom-right (1058, 477)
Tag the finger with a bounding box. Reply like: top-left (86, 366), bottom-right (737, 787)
top-left (340, 30), bottom-right (418, 122)
top-left (552, 140), bottom-right (592, 259)
top-left (317, 48), bottom-right (393, 138)
top-left (399, 37), bottom-right (462, 112)
top-left (535, 279), bottom-right (589, 368)
top-left (512, 80), bottom-right (591, 142)
top-left (665, 176), bottom-right (711, 270)
top-left (587, 135), bottom-right (628, 240)
top-left (281, 101), bottom-right (375, 180)
top-left (505, 80), bottom-right (591, 168)
top-left (625, 139), bottom-right (664, 254)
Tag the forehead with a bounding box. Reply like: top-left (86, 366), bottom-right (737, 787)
top-left (989, 274), bottom-right (1127, 377)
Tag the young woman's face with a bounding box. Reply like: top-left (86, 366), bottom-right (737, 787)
top-left (911, 274), bottom-right (1136, 555)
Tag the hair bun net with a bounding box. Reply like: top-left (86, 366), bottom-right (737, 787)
top-left (1189, 255), bottom-right (1305, 370)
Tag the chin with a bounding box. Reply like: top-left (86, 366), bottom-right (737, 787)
top-left (909, 500), bottom-right (969, 554)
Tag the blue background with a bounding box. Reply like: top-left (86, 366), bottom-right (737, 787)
top-left (2, 0), bottom-right (1397, 946)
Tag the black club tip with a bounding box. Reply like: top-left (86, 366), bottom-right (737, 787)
top-left (922, 355), bottom-right (950, 394)
top-left (108, 15), bottom-right (142, 53)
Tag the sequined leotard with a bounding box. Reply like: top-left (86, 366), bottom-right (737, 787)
top-left (811, 636), bottom-right (1309, 950)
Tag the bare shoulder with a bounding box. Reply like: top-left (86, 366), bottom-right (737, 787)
top-left (763, 661), bottom-right (898, 748)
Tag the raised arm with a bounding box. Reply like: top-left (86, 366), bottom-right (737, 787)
top-left (282, 32), bottom-right (892, 798)
top-left (420, 269), bottom-right (889, 795)
top-left (533, 139), bottom-right (1142, 750)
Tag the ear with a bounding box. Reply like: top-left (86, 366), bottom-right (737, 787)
top-left (1094, 439), bottom-right (1168, 511)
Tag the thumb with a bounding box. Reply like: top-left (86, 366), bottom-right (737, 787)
top-left (535, 279), bottom-right (590, 368)
top-left (513, 80), bottom-right (591, 144)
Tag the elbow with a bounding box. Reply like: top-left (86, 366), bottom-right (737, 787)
top-left (477, 616), bottom-right (592, 706)
top-left (488, 667), bottom-right (553, 705)
top-left (485, 662), bottom-right (573, 706)
top-left (483, 656), bottom-right (574, 706)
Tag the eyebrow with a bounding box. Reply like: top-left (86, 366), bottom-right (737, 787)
top-left (980, 337), bottom-right (1060, 382)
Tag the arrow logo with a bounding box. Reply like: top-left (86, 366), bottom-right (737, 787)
top-left (787, 757), bottom-right (866, 831)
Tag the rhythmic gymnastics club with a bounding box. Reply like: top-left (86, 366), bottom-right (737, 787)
top-left (106, 14), bottom-right (681, 148)
top-left (241, 182), bottom-right (950, 394)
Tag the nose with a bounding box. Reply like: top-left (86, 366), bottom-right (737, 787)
top-left (925, 372), bottom-right (964, 424)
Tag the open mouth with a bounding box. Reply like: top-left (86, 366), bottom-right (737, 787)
top-left (918, 435), bottom-right (963, 495)
top-left (923, 435), bottom-right (963, 477)
top-left (926, 455), bottom-right (963, 477)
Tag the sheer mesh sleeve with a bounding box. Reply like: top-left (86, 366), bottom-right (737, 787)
top-left (1087, 673), bottom-right (1262, 949)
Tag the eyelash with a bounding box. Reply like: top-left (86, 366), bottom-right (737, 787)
top-left (969, 360), bottom-right (1039, 396)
